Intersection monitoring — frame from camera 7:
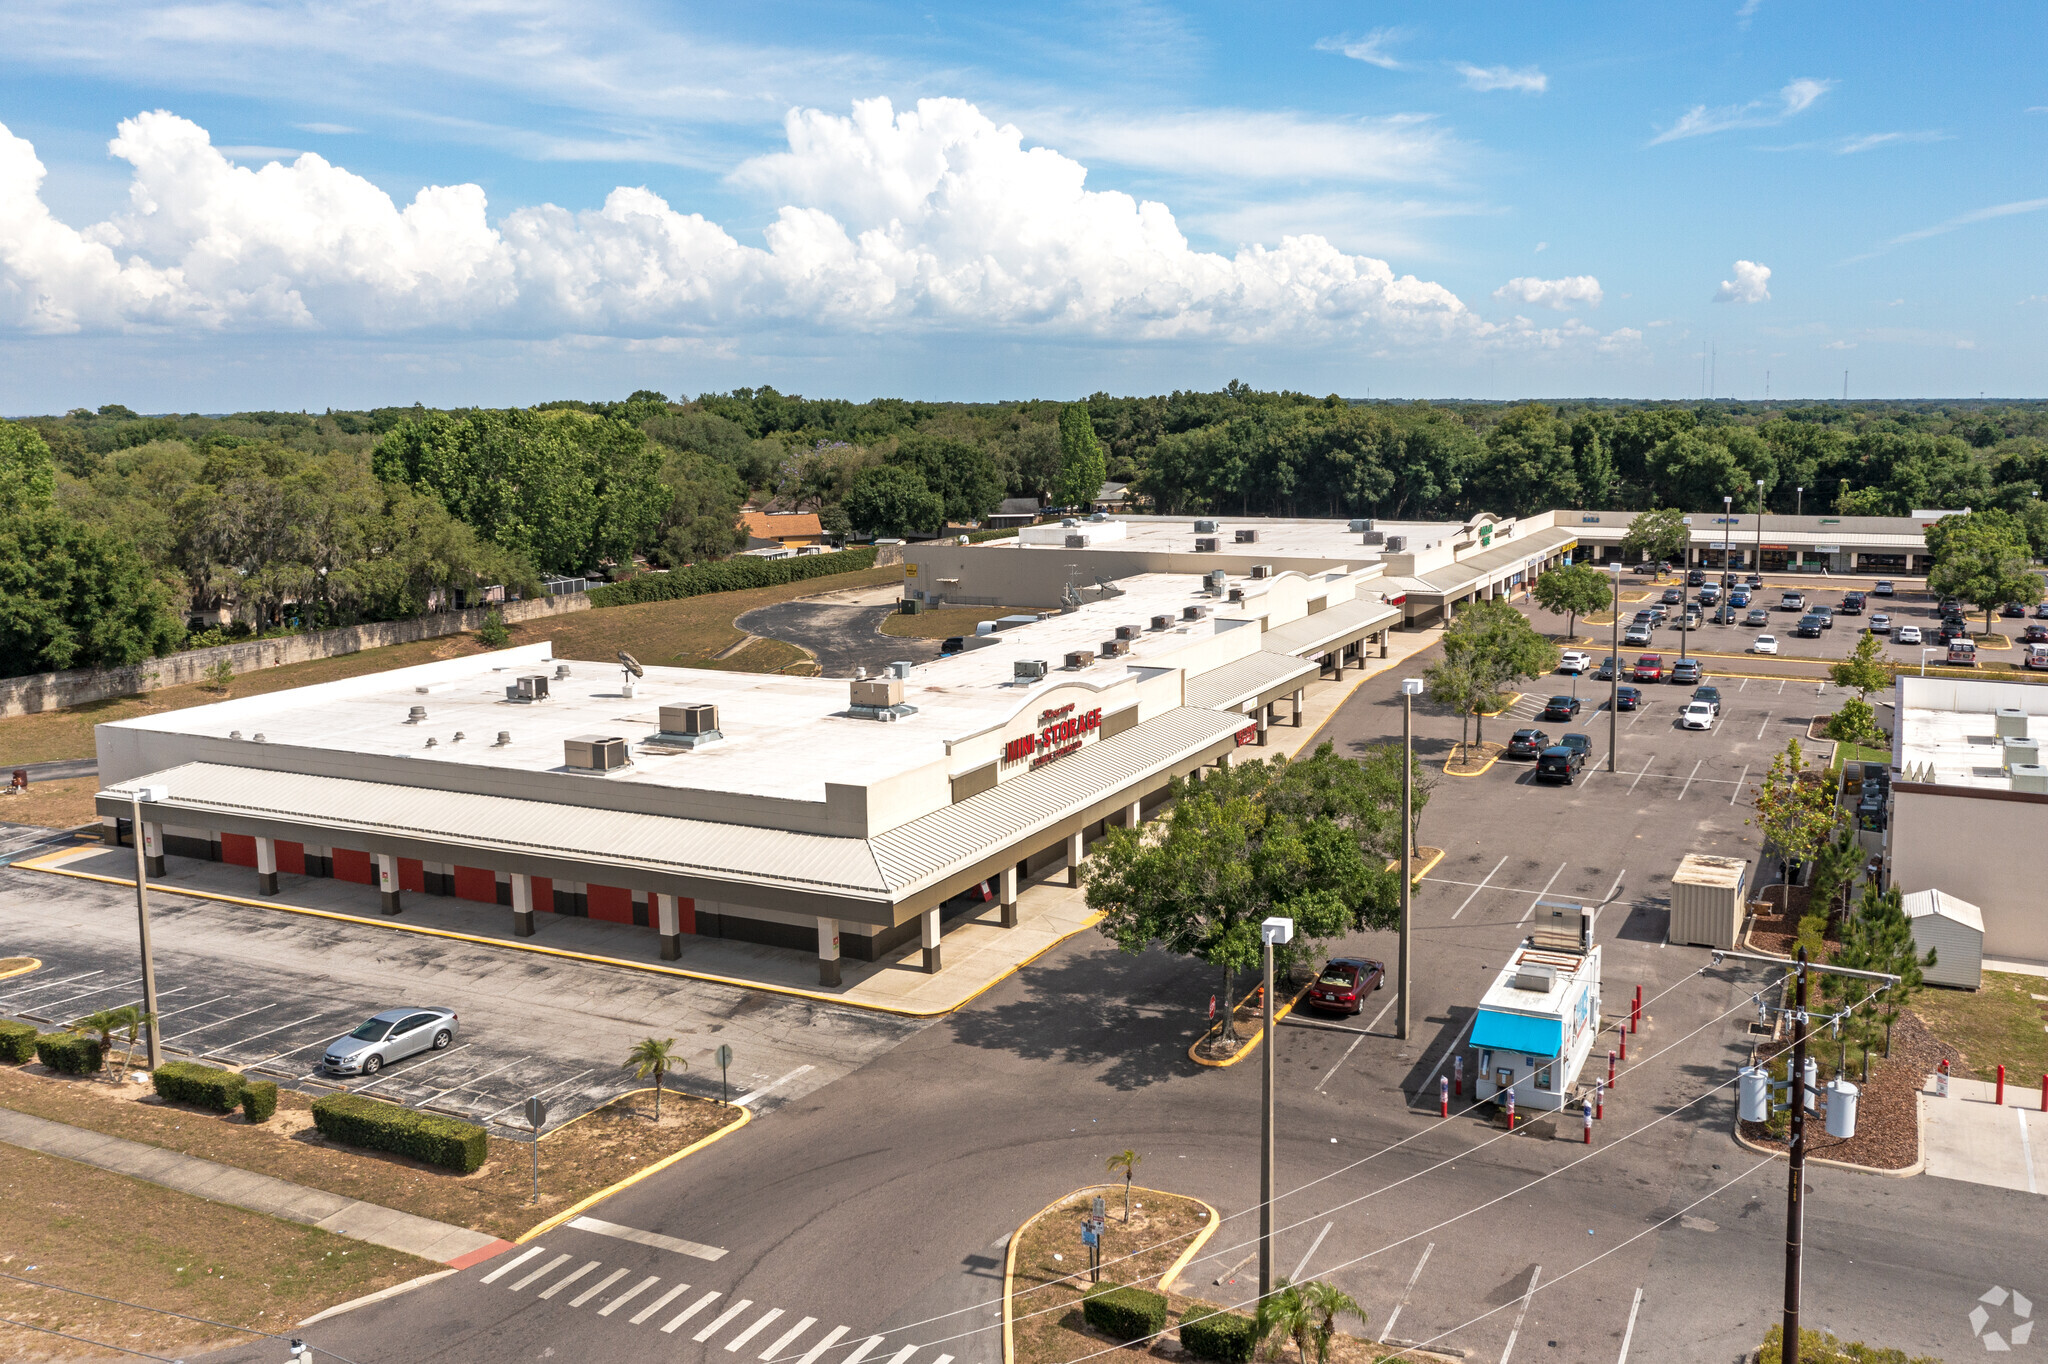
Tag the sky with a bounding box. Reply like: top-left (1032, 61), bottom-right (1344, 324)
top-left (0, 1), bottom-right (2043, 412)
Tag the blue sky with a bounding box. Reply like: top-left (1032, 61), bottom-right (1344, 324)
top-left (1, 1), bottom-right (2042, 411)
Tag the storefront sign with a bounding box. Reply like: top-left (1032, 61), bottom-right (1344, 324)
top-left (1003, 704), bottom-right (1103, 769)
top-left (1235, 725), bottom-right (1258, 746)
top-left (1812, 545), bottom-right (1841, 554)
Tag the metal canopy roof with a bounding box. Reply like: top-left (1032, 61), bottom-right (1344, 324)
top-left (1410, 527), bottom-right (1579, 596)
top-left (1259, 596), bottom-right (1401, 658)
top-left (1184, 652), bottom-right (1321, 712)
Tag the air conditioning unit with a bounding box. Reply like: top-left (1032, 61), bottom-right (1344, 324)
top-left (1385, 535), bottom-right (1407, 552)
top-left (888, 661), bottom-right (914, 678)
top-left (1227, 587), bottom-right (1244, 603)
top-left (1349, 518), bottom-right (1373, 533)
top-left (1101, 638), bottom-right (1131, 657)
top-left (1207, 570), bottom-right (1228, 594)
top-left (1249, 564), bottom-right (1273, 579)
top-left (1512, 961), bottom-right (1557, 993)
top-left (565, 734), bottom-right (629, 771)
top-left (851, 677), bottom-right (905, 708)
top-left (1151, 615), bottom-right (1173, 631)
top-left (1234, 528), bottom-right (1259, 544)
top-left (508, 675), bottom-right (550, 702)
top-left (1996, 707), bottom-right (2028, 739)
top-left (1014, 659), bottom-right (1049, 682)
top-left (2003, 736), bottom-right (2040, 771)
top-left (1065, 650), bottom-right (1094, 670)
top-left (1116, 623), bottom-right (1142, 641)
top-left (1195, 537), bottom-right (1218, 552)
top-left (660, 703), bottom-right (720, 736)
top-left (2010, 763), bottom-right (2048, 794)
top-left (1066, 534), bottom-right (1088, 548)
top-left (1362, 531), bottom-right (1386, 546)
top-left (1182, 604), bottom-right (1209, 621)
top-left (1194, 519), bottom-right (1218, 533)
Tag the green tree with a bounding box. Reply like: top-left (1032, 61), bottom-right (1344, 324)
top-left (1439, 598), bottom-right (1559, 745)
top-left (1823, 882), bottom-right (1935, 1060)
top-left (476, 610), bottom-right (511, 648)
top-left (888, 434), bottom-right (1003, 525)
top-left (1824, 697), bottom-right (1886, 748)
top-left (1530, 562), bottom-right (1613, 642)
top-left (1423, 652), bottom-right (1487, 754)
top-left (69, 1007), bottom-right (132, 1079)
top-left (652, 448), bottom-right (748, 565)
top-left (1748, 739), bottom-right (1837, 897)
top-left (1056, 404), bottom-right (1108, 510)
top-left (1618, 506), bottom-right (1691, 569)
top-left (1298, 1281), bottom-right (1367, 1364)
top-left (1925, 510), bottom-right (2041, 637)
top-left (843, 465), bottom-right (945, 538)
top-left (0, 508), bottom-right (184, 677)
top-left (1805, 815), bottom-right (1863, 931)
top-left (0, 420), bottom-right (58, 508)
top-left (623, 1036), bottom-right (682, 1121)
top-left (1829, 630), bottom-right (1892, 700)
top-left (1106, 1148), bottom-right (1141, 1221)
top-left (118, 1008), bottom-right (154, 1074)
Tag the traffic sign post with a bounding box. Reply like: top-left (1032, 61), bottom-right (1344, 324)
top-left (523, 1096), bottom-right (550, 1204)
top-left (715, 1044), bottom-right (733, 1103)
top-left (1090, 1196), bottom-right (1107, 1283)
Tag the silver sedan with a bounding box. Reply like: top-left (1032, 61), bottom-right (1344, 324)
top-left (322, 1006), bottom-right (458, 1076)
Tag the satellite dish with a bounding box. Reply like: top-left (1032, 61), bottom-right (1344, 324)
top-left (618, 650), bottom-right (644, 677)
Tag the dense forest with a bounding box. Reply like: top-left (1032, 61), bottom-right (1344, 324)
top-left (3, 389), bottom-right (2045, 679)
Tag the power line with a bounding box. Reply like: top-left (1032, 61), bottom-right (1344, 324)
top-left (0, 1315), bottom-right (182, 1361)
top-left (0, 1270), bottom-right (361, 1364)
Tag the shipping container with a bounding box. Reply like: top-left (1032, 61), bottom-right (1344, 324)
top-left (1670, 853), bottom-right (1748, 949)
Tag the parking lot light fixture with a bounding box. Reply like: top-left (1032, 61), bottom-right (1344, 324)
top-left (1608, 564), bottom-right (1623, 773)
top-left (129, 785), bottom-right (168, 1069)
top-left (1258, 915), bottom-right (1293, 1300)
top-left (1920, 647), bottom-right (1938, 677)
top-left (1399, 678), bottom-right (1423, 1043)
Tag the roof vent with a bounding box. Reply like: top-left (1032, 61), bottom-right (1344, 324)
top-left (425, 737), bottom-right (438, 748)
top-left (251, 733), bottom-right (266, 743)
top-left (1512, 961), bottom-right (1557, 993)
top-left (889, 660), bottom-right (914, 679)
top-left (564, 734), bottom-right (629, 771)
top-left (554, 663), bottom-right (571, 680)
top-left (229, 730), bottom-right (242, 740)
top-left (2010, 763), bottom-right (2048, 795)
top-left (1194, 519), bottom-right (1218, 533)
top-left (495, 730), bottom-right (512, 746)
top-left (1996, 707), bottom-right (2029, 739)
top-left (452, 732), bottom-right (465, 743)
top-left (407, 705), bottom-right (427, 724)
top-left (1014, 659), bottom-right (1049, 682)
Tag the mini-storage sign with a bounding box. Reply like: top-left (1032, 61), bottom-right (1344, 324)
top-left (1003, 703), bottom-right (1103, 771)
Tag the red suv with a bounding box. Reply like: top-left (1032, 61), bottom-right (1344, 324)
top-left (1633, 654), bottom-right (1665, 682)
top-left (1307, 958), bottom-right (1385, 1015)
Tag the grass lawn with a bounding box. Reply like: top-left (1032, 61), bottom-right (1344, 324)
top-left (0, 1141), bottom-right (437, 1360)
top-left (1909, 970), bottom-right (2048, 1084)
top-left (0, 777), bottom-right (107, 831)
top-left (0, 1063), bottom-right (742, 1243)
top-left (1829, 741), bottom-right (1891, 772)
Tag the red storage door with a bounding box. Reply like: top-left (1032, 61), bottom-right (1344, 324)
top-left (452, 866), bottom-right (499, 904)
top-left (277, 841), bottom-right (306, 876)
top-left (332, 848), bottom-right (374, 885)
top-left (398, 858), bottom-right (426, 893)
top-left (587, 884), bottom-right (634, 925)
top-left (532, 876), bottom-right (555, 911)
top-left (220, 832), bottom-right (258, 868)
top-left (677, 896), bottom-right (696, 934)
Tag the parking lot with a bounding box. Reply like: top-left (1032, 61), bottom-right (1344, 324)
top-left (0, 863), bottom-right (921, 1133)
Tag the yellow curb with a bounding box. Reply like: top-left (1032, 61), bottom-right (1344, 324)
top-left (1387, 847), bottom-right (1446, 885)
top-left (1002, 1184), bottom-right (1222, 1364)
top-left (516, 1105), bottom-right (752, 1243)
top-left (0, 957), bottom-right (41, 982)
top-left (1442, 748), bottom-right (1502, 778)
top-left (1474, 691), bottom-right (1521, 718)
top-left (13, 851), bottom-right (1100, 1020)
top-left (1189, 979), bottom-right (1310, 1069)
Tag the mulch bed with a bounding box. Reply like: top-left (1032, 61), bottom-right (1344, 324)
top-left (1444, 740), bottom-right (1505, 775)
top-left (1737, 1012), bottom-right (1959, 1170)
top-left (1743, 883), bottom-right (1842, 957)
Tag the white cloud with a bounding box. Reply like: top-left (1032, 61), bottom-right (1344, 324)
top-left (1652, 78), bottom-right (1833, 144)
top-left (293, 122), bottom-right (360, 135)
top-left (1316, 28), bottom-right (1407, 70)
top-left (1534, 241), bottom-right (1548, 252)
top-left (1455, 63), bottom-right (1547, 94)
top-left (1493, 275), bottom-right (1602, 310)
top-left (217, 144), bottom-right (305, 161)
top-left (1833, 131), bottom-right (1944, 154)
top-left (1888, 196), bottom-right (2048, 247)
top-left (1736, 0), bottom-right (1764, 21)
top-left (1714, 260), bottom-right (1772, 304)
top-left (0, 101), bottom-right (1535, 348)
top-left (1822, 340), bottom-right (1855, 350)
top-left (1028, 109), bottom-right (1455, 185)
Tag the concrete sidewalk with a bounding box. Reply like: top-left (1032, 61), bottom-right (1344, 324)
top-left (0, 1107), bottom-right (510, 1265)
top-left (1922, 1074), bottom-right (2048, 1196)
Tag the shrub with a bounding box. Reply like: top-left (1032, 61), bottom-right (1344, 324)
top-left (312, 1093), bottom-right (488, 1173)
top-left (1179, 1309), bottom-right (1261, 1364)
top-left (34, 1031), bottom-right (103, 1075)
top-left (1083, 1287), bottom-right (1168, 1342)
top-left (1758, 1322), bottom-right (1937, 1364)
top-left (1824, 697), bottom-right (1887, 747)
top-left (0, 1019), bottom-right (37, 1064)
top-left (588, 547), bottom-right (879, 607)
top-left (476, 609), bottom-right (511, 647)
top-left (240, 1079), bottom-right (279, 1123)
top-left (152, 1060), bottom-right (247, 1112)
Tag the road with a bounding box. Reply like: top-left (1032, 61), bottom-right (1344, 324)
top-left (181, 642), bottom-right (2046, 1364)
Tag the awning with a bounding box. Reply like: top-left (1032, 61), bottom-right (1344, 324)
top-left (1259, 596), bottom-right (1401, 659)
top-left (1471, 1009), bottom-right (1562, 1057)
top-left (1184, 652), bottom-right (1321, 712)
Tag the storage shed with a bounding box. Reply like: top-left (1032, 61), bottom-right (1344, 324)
top-left (1902, 889), bottom-right (1984, 990)
top-left (1670, 854), bottom-right (1749, 949)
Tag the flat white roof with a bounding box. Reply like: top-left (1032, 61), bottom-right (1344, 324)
top-left (1897, 706), bottom-right (2046, 790)
top-left (997, 514), bottom-right (1472, 560)
top-left (1479, 945), bottom-right (1600, 1020)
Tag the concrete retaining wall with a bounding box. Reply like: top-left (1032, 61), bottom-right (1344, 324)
top-left (0, 594), bottom-right (590, 718)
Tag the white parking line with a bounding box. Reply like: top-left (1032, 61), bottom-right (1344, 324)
top-left (761, 1317), bottom-right (819, 1360)
top-left (727, 1307), bottom-right (786, 1352)
top-left (350, 1042), bottom-right (472, 1092)
top-left (417, 1056), bottom-right (529, 1108)
top-left (735, 1064), bottom-right (814, 1107)
top-left (1627, 754), bottom-right (1659, 793)
top-left (33, 975), bottom-right (145, 1015)
top-left (570, 1266), bottom-right (630, 1308)
top-left (162, 1000), bottom-right (282, 1043)
top-left (479, 1245), bottom-right (544, 1284)
top-left (1379, 1242), bottom-right (1433, 1342)
top-left (1290, 1222), bottom-right (1333, 1281)
top-left (149, 992), bottom-right (233, 1022)
top-left (195, 1010), bottom-right (334, 1061)
top-left (1677, 759), bottom-right (1703, 802)
top-left (1450, 856), bottom-right (1509, 920)
top-left (1500, 1264), bottom-right (1541, 1363)
top-left (1730, 763), bottom-right (1750, 805)
top-left (1520, 863), bottom-right (1567, 922)
top-left (600, 1274), bottom-right (660, 1316)
top-left (630, 1282), bottom-right (693, 1325)
top-left (0, 968), bottom-right (105, 1003)
top-left (1602, 869), bottom-right (1626, 906)
top-left (1617, 1286), bottom-right (1644, 1362)
top-left (793, 1324), bottom-right (851, 1364)
top-left (480, 1068), bottom-right (597, 1125)
top-left (1756, 709), bottom-right (1773, 740)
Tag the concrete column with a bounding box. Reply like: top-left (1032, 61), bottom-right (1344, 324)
top-left (1218, 749), bottom-right (1233, 770)
top-left (101, 815), bottom-right (120, 847)
top-left (1256, 703), bottom-right (1270, 746)
top-left (141, 821), bottom-right (165, 878)
top-left (511, 872), bottom-right (534, 937)
top-left (375, 853), bottom-right (402, 915)
top-left (921, 908), bottom-right (942, 974)
top-left (1125, 799), bottom-right (1143, 828)
top-left (255, 836), bottom-right (278, 896)
top-left (817, 917), bottom-right (842, 986)
top-left (1293, 688), bottom-right (1305, 727)
top-left (655, 892), bottom-right (682, 960)
top-left (1331, 649), bottom-right (1344, 679)
top-left (999, 864), bottom-right (1019, 929)
top-left (1066, 830), bottom-right (1085, 886)
top-left (1379, 631), bottom-right (1389, 659)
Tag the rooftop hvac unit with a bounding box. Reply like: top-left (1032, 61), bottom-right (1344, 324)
top-left (1234, 528), bottom-right (1260, 543)
top-left (1183, 604), bottom-right (1209, 621)
top-left (1195, 537), bottom-right (1218, 552)
top-left (1249, 564), bottom-right (1273, 579)
top-left (1362, 530), bottom-right (1386, 546)
top-left (1101, 638), bottom-right (1131, 657)
top-left (659, 703), bottom-right (720, 737)
top-left (1062, 518), bottom-right (1079, 527)
top-left (1014, 659), bottom-right (1049, 682)
top-left (1116, 623), bottom-right (1142, 640)
top-left (554, 663), bottom-right (571, 680)
top-left (564, 734), bottom-right (629, 771)
top-left (850, 677), bottom-right (905, 708)
top-left (2002, 736), bottom-right (2040, 771)
top-left (1227, 587), bottom-right (1244, 603)
top-left (1349, 518), bottom-right (1373, 533)
top-left (1065, 650), bottom-right (1094, 670)
top-left (1511, 961), bottom-right (1557, 993)
top-left (1385, 535), bottom-right (1407, 552)
top-left (1066, 534), bottom-right (1088, 548)
top-left (2010, 763), bottom-right (2048, 794)
top-left (508, 675), bottom-right (550, 702)
top-left (1207, 570), bottom-right (1228, 594)
top-left (1995, 707), bottom-right (2029, 739)
top-left (889, 660), bottom-right (914, 679)
top-left (1151, 614), bottom-right (1173, 631)
top-left (1193, 519), bottom-right (1218, 533)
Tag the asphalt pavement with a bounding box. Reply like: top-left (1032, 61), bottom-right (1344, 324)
top-left (737, 585), bottom-right (941, 677)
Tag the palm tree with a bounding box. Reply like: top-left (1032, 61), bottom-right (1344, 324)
top-left (1297, 1280), bottom-right (1367, 1364)
top-left (624, 1037), bottom-right (682, 1121)
top-left (1253, 1279), bottom-right (1312, 1364)
top-left (71, 1007), bottom-right (134, 1080)
top-left (117, 1008), bottom-right (153, 1076)
top-left (1105, 1149), bottom-right (1141, 1221)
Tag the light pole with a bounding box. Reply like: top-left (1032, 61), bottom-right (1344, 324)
top-left (1796, 486), bottom-right (1804, 518)
top-left (129, 786), bottom-right (167, 1069)
top-left (1398, 678), bottom-right (1422, 1041)
top-left (1756, 479), bottom-right (1767, 583)
top-left (1678, 517), bottom-right (1695, 663)
top-left (1258, 915), bottom-right (1294, 1301)
top-left (1607, 563), bottom-right (1622, 773)
top-left (1723, 495), bottom-right (1734, 593)
top-left (1921, 647), bottom-right (1939, 677)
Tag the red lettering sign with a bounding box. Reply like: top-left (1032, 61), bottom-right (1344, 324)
top-left (1002, 706), bottom-right (1105, 769)
top-left (1235, 725), bottom-right (1258, 746)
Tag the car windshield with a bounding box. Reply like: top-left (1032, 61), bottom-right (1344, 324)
top-left (348, 1019), bottom-right (394, 1042)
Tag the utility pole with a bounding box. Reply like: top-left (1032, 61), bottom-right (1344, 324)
top-left (1756, 480), bottom-right (1767, 580)
top-left (1607, 564), bottom-right (1621, 773)
top-left (129, 787), bottom-right (165, 1068)
top-left (1783, 949), bottom-right (1811, 1364)
top-left (1398, 679), bottom-right (1421, 1040)
top-left (1258, 916), bottom-right (1293, 1301)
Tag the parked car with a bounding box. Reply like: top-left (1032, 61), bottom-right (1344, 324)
top-left (2003, 602), bottom-right (2028, 618)
top-left (322, 1007), bottom-right (459, 1076)
top-left (1751, 634), bottom-right (1780, 654)
top-left (1692, 685), bottom-right (1722, 714)
top-left (1937, 619), bottom-right (1967, 644)
top-left (1780, 591), bottom-right (1806, 611)
top-left (1869, 613), bottom-right (1892, 634)
top-left (1669, 658), bottom-right (1703, 684)
top-left (1594, 655), bottom-right (1619, 681)
top-left (1631, 562), bottom-right (1661, 575)
top-left (1745, 607), bottom-right (1771, 627)
top-left (1940, 595), bottom-right (1961, 614)
top-left (1795, 614), bottom-right (1825, 639)
top-left (1811, 605), bottom-right (1835, 629)
top-left (1681, 608), bottom-right (1703, 630)
top-left (1698, 584), bottom-right (1721, 605)
top-left (1506, 728), bottom-right (1552, 759)
top-left (1712, 606), bottom-right (1739, 625)
top-left (1559, 733), bottom-right (1594, 759)
top-left (1535, 745), bottom-right (1587, 784)
top-left (1615, 685), bottom-right (1643, 710)
top-left (1306, 957), bottom-right (1384, 1015)
top-left (1680, 701), bottom-right (1717, 731)
top-left (2035, 603), bottom-right (2048, 620)
top-left (1948, 639), bottom-right (1978, 667)
top-left (1729, 588), bottom-right (1752, 607)
top-left (1687, 569), bottom-right (1705, 587)
top-left (1648, 603), bottom-right (1671, 622)
top-left (1633, 654), bottom-right (1665, 682)
top-left (2024, 623), bottom-right (2048, 644)
top-left (1559, 649), bottom-right (1592, 673)
top-left (1746, 574), bottom-right (1764, 589)
top-left (1624, 623), bottom-right (1653, 646)
top-left (1873, 580), bottom-right (1895, 596)
top-left (1540, 695), bottom-right (1583, 721)
top-left (1895, 625), bottom-right (1923, 645)
top-left (2027, 643), bottom-right (2048, 671)
top-left (1839, 592), bottom-right (1865, 616)
top-left (1661, 587), bottom-right (1684, 605)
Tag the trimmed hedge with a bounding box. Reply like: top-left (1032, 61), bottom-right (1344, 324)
top-left (312, 1093), bottom-right (488, 1173)
top-left (589, 547), bottom-right (880, 607)
top-left (1083, 1287), bottom-right (1169, 1341)
top-left (0, 1019), bottom-right (37, 1064)
top-left (965, 528), bottom-right (1019, 544)
top-left (1178, 1310), bottom-right (1260, 1364)
top-left (152, 1060), bottom-right (247, 1112)
top-left (34, 1031), bottom-right (103, 1075)
top-left (240, 1079), bottom-right (279, 1123)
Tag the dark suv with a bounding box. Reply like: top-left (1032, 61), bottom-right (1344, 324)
top-left (1506, 728), bottom-right (1552, 759)
top-left (1536, 745), bottom-right (1587, 784)
top-left (1839, 592), bottom-right (1865, 616)
top-left (1795, 614), bottom-right (1825, 638)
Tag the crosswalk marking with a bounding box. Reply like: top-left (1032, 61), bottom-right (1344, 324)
top-left (840, 1335), bottom-right (887, 1364)
top-left (571, 1267), bottom-right (630, 1307)
top-left (568, 1214), bottom-right (727, 1261)
top-left (695, 1298), bottom-right (756, 1343)
top-left (761, 1315), bottom-right (817, 1359)
top-left (601, 1274), bottom-right (660, 1317)
top-left (479, 1245), bottom-right (545, 1285)
top-left (793, 1324), bottom-right (851, 1364)
top-left (632, 1282), bottom-right (692, 1326)
top-left (882, 1346), bottom-right (918, 1364)
top-left (662, 1290), bottom-right (723, 1334)
top-left (540, 1260), bottom-right (600, 1299)
top-left (727, 1307), bottom-right (784, 1351)
top-left (510, 1253), bottom-right (571, 1292)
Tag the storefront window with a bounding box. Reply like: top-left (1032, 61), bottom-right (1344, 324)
top-left (1536, 1064), bottom-right (1553, 1091)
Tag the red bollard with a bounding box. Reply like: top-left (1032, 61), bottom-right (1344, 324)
top-left (1595, 1077), bottom-right (1605, 1120)
top-left (1619, 1028), bottom-right (1628, 1062)
top-left (1583, 1102), bottom-right (1593, 1144)
top-left (1997, 1064), bottom-right (2006, 1106)
top-left (1631, 986), bottom-right (1641, 1035)
top-left (1454, 1054), bottom-right (1464, 1097)
top-left (1440, 1075), bottom-right (1449, 1117)
top-left (1608, 1050), bottom-right (1617, 1091)
top-left (1506, 1091), bottom-right (1516, 1131)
